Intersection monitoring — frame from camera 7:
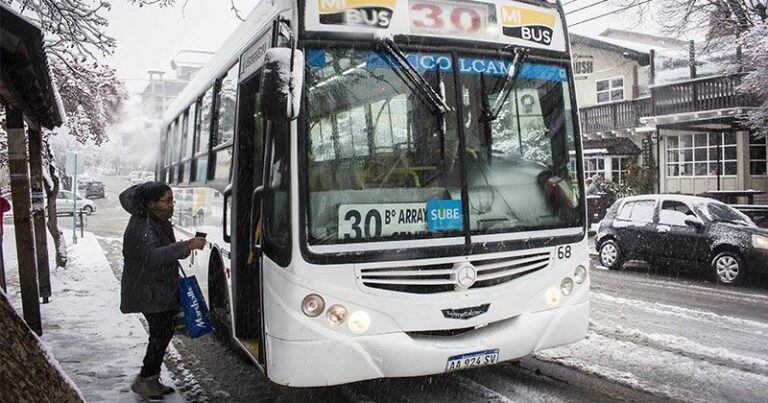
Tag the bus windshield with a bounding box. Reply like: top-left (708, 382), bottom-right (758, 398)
top-left (304, 46), bottom-right (582, 245)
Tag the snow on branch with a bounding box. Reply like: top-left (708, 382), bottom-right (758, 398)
top-left (1, 0), bottom-right (127, 144)
top-left (738, 21), bottom-right (768, 139)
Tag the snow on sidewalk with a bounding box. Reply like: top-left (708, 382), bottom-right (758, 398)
top-left (3, 225), bottom-right (184, 402)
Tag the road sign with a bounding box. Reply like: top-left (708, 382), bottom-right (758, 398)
top-left (65, 152), bottom-right (84, 177)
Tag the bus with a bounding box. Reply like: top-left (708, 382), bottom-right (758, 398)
top-left (158, 0), bottom-right (589, 387)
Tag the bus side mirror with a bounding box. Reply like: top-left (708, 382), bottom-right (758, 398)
top-left (260, 48), bottom-right (304, 121)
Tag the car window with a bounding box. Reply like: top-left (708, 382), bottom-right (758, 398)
top-left (705, 201), bottom-right (752, 225)
top-left (617, 201), bottom-right (634, 220)
top-left (658, 209), bottom-right (689, 226)
top-left (629, 200), bottom-right (655, 223)
top-left (661, 200), bottom-right (696, 216)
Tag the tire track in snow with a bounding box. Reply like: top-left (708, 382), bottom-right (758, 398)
top-left (592, 278), bottom-right (768, 306)
top-left (448, 373), bottom-right (515, 402)
top-left (591, 292), bottom-right (768, 335)
top-left (589, 321), bottom-right (768, 376)
top-left (535, 332), bottom-right (768, 403)
top-left (533, 348), bottom-right (684, 402)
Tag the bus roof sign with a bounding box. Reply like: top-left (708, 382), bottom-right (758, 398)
top-left (304, 0), bottom-right (566, 52)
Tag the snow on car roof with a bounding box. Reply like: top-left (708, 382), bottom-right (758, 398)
top-left (618, 194), bottom-right (718, 205)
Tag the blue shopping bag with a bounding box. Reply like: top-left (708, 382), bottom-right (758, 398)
top-left (178, 267), bottom-right (213, 338)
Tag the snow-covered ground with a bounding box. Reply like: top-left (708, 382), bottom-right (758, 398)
top-left (2, 225), bottom-right (189, 402)
top-left (535, 271), bottom-right (768, 403)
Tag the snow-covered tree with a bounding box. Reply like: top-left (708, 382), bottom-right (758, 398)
top-left (613, 0), bottom-right (767, 40)
top-left (612, 1), bottom-right (768, 137)
top-left (738, 21), bottom-right (768, 139)
top-left (0, 0), bottom-right (129, 145)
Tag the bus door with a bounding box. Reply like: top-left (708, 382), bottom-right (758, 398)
top-left (232, 73), bottom-right (265, 365)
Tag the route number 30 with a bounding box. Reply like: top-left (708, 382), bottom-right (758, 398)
top-left (557, 246), bottom-right (572, 259)
top-left (410, 1), bottom-right (488, 34)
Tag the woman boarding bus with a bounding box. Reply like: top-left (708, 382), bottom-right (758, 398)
top-left (158, 0), bottom-right (588, 387)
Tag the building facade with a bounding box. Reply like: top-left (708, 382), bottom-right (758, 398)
top-left (140, 50), bottom-right (213, 119)
top-left (572, 30), bottom-right (763, 204)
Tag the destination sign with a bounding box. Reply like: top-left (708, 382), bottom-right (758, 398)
top-left (304, 0), bottom-right (566, 52)
top-left (240, 31), bottom-right (271, 79)
top-left (309, 49), bottom-right (568, 81)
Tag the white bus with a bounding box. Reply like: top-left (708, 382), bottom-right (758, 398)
top-left (159, 0), bottom-right (589, 387)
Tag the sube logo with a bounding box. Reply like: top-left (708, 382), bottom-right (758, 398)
top-left (500, 5), bottom-right (556, 46)
top-left (318, 0), bottom-right (397, 28)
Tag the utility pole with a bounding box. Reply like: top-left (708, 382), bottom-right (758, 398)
top-left (6, 107), bottom-right (42, 335)
top-left (28, 126), bottom-right (52, 303)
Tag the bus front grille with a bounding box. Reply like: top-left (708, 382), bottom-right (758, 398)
top-left (358, 251), bottom-right (551, 294)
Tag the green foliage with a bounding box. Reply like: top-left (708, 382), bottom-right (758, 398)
top-left (602, 158), bottom-right (657, 205)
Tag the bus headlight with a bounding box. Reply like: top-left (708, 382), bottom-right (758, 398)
top-left (348, 311), bottom-right (371, 334)
top-left (574, 265), bottom-right (587, 284)
top-left (545, 287), bottom-right (560, 308)
top-left (301, 294), bottom-right (325, 317)
top-left (326, 304), bottom-right (347, 326)
top-left (561, 278), bottom-right (574, 296)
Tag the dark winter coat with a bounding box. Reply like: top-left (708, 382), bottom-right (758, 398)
top-left (119, 185), bottom-right (189, 314)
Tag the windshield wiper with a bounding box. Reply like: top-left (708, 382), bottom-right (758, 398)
top-left (485, 48), bottom-right (528, 121)
top-left (375, 36), bottom-right (449, 115)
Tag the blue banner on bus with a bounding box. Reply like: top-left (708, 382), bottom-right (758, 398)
top-left (366, 52), bottom-right (453, 72)
top-left (427, 199), bottom-right (463, 232)
top-left (307, 49), bottom-right (567, 82)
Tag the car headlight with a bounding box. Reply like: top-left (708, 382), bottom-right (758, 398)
top-left (752, 234), bottom-right (768, 250)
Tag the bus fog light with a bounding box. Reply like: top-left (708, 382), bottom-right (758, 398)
top-left (348, 311), bottom-right (371, 334)
top-left (574, 265), bottom-right (587, 284)
top-left (561, 278), bottom-right (574, 296)
top-left (545, 287), bottom-right (560, 308)
top-left (301, 294), bottom-right (325, 317)
top-left (326, 304), bottom-right (347, 326)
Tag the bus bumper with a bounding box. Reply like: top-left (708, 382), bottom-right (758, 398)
top-left (265, 299), bottom-right (589, 387)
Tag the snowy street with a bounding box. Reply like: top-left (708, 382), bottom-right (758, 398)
top-left (17, 174), bottom-right (761, 402)
top-left (4, 0), bottom-right (768, 401)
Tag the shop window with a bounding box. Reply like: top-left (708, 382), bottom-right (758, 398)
top-left (666, 133), bottom-right (736, 177)
top-left (750, 133), bottom-right (767, 175)
top-left (611, 156), bottom-right (632, 182)
top-left (585, 156), bottom-right (605, 179)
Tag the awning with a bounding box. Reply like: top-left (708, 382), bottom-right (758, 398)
top-left (582, 137), bottom-right (641, 155)
top-left (0, 4), bottom-right (63, 129)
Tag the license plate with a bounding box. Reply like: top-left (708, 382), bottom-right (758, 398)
top-left (445, 349), bottom-right (499, 372)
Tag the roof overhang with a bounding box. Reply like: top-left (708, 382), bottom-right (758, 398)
top-left (640, 107), bottom-right (753, 130)
top-left (0, 4), bottom-right (63, 129)
top-left (569, 34), bottom-right (651, 66)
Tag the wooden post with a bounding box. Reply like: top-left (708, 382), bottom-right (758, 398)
top-left (688, 40), bottom-right (697, 79)
top-left (28, 126), bottom-right (52, 302)
top-left (6, 107), bottom-right (42, 335)
top-left (649, 49), bottom-right (655, 85)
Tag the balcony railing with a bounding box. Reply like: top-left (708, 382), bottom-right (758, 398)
top-left (578, 97), bottom-right (651, 133)
top-left (579, 73), bottom-right (757, 134)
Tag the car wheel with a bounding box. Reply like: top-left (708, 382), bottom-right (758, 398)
top-left (599, 239), bottom-right (623, 270)
top-left (82, 205), bottom-right (94, 215)
top-left (711, 251), bottom-right (745, 285)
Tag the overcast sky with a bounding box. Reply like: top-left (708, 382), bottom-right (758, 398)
top-left (102, 0), bottom-right (256, 95)
top-left (100, 1), bottom-right (651, 96)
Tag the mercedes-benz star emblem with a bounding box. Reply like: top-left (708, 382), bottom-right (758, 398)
top-left (455, 264), bottom-right (477, 289)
